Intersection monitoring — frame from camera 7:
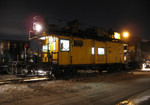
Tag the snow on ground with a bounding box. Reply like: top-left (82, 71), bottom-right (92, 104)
top-left (0, 70), bottom-right (150, 105)
top-left (0, 75), bottom-right (22, 81)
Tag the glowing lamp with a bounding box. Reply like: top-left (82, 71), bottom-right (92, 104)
top-left (33, 23), bottom-right (42, 32)
top-left (123, 32), bottom-right (129, 38)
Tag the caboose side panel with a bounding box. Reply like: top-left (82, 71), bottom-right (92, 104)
top-left (106, 41), bottom-right (124, 64)
top-left (40, 35), bottom-right (124, 71)
top-left (106, 42), bottom-right (116, 63)
top-left (114, 43), bottom-right (124, 63)
top-left (72, 38), bottom-right (94, 65)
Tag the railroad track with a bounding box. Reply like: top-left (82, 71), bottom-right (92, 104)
top-left (0, 76), bottom-right (50, 85)
top-left (0, 69), bottom-right (134, 85)
top-left (0, 70), bottom-right (103, 85)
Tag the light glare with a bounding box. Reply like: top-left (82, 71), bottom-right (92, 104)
top-left (33, 23), bottom-right (42, 32)
top-left (142, 63), bottom-right (150, 71)
top-left (35, 24), bottom-right (42, 32)
top-left (114, 32), bottom-right (121, 39)
top-left (123, 32), bottom-right (129, 38)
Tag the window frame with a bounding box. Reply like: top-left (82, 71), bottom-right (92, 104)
top-left (60, 39), bottom-right (70, 52)
top-left (98, 47), bottom-right (105, 55)
top-left (42, 44), bottom-right (51, 52)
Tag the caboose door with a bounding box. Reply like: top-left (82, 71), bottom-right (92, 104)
top-left (51, 37), bottom-right (59, 64)
top-left (41, 36), bottom-right (59, 64)
top-left (58, 38), bottom-right (71, 65)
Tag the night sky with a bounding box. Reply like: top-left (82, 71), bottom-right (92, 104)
top-left (0, 0), bottom-right (150, 40)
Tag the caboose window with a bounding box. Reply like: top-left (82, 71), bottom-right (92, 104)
top-left (98, 47), bottom-right (105, 55)
top-left (92, 47), bottom-right (95, 55)
top-left (53, 42), bottom-right (56, 51)
top-left (60, 39), bottom-right (70, 51)
top-left (42, 45), bottom-right (47, 52)
top-left (42, 44), bottom-right (51, 52)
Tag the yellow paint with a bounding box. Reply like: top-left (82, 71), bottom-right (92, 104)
top-left (40, 34), bottom-right (124, 65)
top-left (106, 42), bottom-right (124, 63)
top-left (58, 36), bottom-right (71, 65)
top-left (72, 38), bottom-right (94, 64)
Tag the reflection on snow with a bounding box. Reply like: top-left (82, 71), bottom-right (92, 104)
top-left (23, 77), bottom-right (49, 82)
top-left (117, 99), bottom-right (135, 105)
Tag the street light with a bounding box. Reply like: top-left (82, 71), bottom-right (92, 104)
top-left (123, 32), bottom-right (129, 38)
top-left (32, 16), bottom-right (44, 34)
top-left (33, 23), bottom-right (42, 32)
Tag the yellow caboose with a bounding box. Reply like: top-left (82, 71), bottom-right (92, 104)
top-left (38, 33), bottom-right (124, 72)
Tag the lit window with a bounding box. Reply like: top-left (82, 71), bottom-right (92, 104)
top-left (53, 42), bottom-right (56, 50)
top-left (114, 32), bottom-right (121, 39)
top-left (42, 44), bottom-right (51, 52)
top-left (92, 47), bottom-right (95, 55)
top-left (60, 39), bottom-right (70, 51)
top-left (42, 45), bottom-right (47, 52)
top-left (98, 48), bottom-right (105, 55)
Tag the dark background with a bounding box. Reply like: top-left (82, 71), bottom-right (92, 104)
top-left (0, 0), bottom-right (149, 40)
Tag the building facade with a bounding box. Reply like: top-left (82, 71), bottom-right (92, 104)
top-left (0, 40), bottom-right (29, 64)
